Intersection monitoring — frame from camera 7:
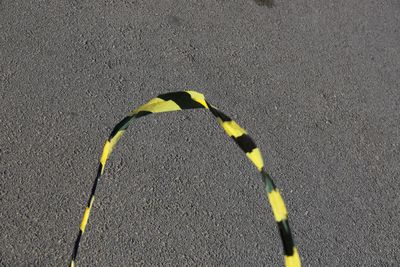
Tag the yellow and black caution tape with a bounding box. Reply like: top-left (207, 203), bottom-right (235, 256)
top-left (70, 91), bottom-right (301, 267)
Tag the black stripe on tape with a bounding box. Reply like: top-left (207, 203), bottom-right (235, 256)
top-left (158, 92), bottom-right (205, 110)
top-left (233, 134), bottom-right (257, 153)
top-left (109, 116), bottom-right (133, 140)
top-left (206, 102), bottom-right (232, 122)
top-left (277, 220), bottom-right (295, 256)
top-left (72, 230), bottom-right (82, 260)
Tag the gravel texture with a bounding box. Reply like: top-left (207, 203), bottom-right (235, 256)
top-left (1, 0), bottom-right (399, 266)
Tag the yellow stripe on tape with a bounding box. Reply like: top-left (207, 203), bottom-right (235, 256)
top-left (186, 90), bottom-right (208, 108)
top-left (285, 248), bottom-right (301, 267)
top-left (131, 98), bottom-right (164, 114)
top-left (268, 190), bottom-right (288, 222)
top-left (100, 141), bottom-right (111, 167)
top-left (246, 148), bottom-right (264, 171)
top-left (80, 197), bottom-right (94, 233)
top-left (218, 120), bottom-right (247, 138)
top-left (100, 130), bottom-right (125, 171)
top-left (185, 90), bottom-right (205, 100)
top-left (133, 100), bottom-right (181, 114)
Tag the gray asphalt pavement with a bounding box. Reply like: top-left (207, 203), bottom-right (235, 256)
top-left (1, 0), bottom-right (399, 266)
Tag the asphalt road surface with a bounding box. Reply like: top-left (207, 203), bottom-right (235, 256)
top-left (1, 0), bottom-right (399, 266)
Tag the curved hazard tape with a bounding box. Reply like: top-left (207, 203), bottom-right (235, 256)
top-left (70, 91), bottom-right (301, 267)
